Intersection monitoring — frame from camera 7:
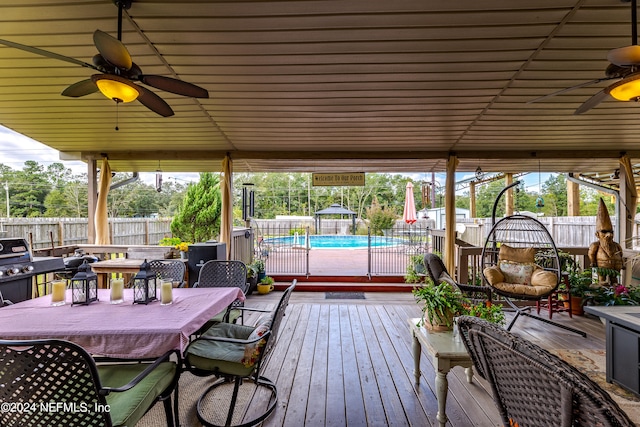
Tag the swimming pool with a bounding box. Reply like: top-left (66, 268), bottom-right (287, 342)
top-left (264, 235), bottom-right (401, 249)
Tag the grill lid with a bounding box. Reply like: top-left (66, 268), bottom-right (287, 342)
top-left (0, 238), bottom-right (32, 264)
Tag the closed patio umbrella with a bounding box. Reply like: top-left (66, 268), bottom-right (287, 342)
top-left (94, 158), bottom-right (111, 245)
top-left (403, 182), bottom-right (417, 224)
top-left (220, 154), bottom-right (232, 259)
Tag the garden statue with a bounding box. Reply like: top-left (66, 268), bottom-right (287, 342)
top-left (588, 198), bottom-right (623, 284)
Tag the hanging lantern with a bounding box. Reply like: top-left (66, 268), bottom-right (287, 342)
top-left (71, 260), bottom-right (98, 306)
top-left (133, 259), bottom-right (157, 304)
top-left (536, 159), bottom-right (545, 209)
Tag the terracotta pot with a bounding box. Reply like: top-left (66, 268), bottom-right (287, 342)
top-left (570, 296), bottom-right (584, 316)
top-left (424, 309), bottom-right (454, 331)
top-left (425, 322), bottom-right (454, 332)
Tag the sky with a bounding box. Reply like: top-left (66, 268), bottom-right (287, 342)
top-left (0, 125), bottom-right (198, 185)
top-left (0, 125), bottom-right (550, 192)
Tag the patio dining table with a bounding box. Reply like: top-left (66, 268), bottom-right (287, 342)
top-left (0, 287), bottom-right (244, 359)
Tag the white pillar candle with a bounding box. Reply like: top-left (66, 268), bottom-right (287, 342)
top-left (110, 278), bottom-right (124, 304)
top-left (161, 280), bottom-right (173, 305)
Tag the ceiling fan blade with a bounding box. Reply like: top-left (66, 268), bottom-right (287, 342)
top-left (607, 45), bottom-right (640, 66)
top-left (61, 79), bottom-right (99, 97)
top-left (93, 30), bottom-right (132, 71)
top-left (140, 75), bottom-right (209, 98)
top-left (527, 77), bottom-right (614, 104)
top-left (574, 89), bottom-right (611, 115)
top-left (137, 86), bottom-right (174, 117)
top-left (0, 38), bottom-right (96, 69)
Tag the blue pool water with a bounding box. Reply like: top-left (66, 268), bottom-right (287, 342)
top-left (264, 235), bottom-right (400, 249)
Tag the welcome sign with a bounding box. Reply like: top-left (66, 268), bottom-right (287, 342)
top-left (312, 173), bottom-right (365, 187)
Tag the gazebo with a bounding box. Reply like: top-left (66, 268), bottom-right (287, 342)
top-left (314, 204), bottom-right (357, 235)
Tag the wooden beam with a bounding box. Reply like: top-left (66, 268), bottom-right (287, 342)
top-left (619, 156), bottom-right (637, 248)
top-left (567, 180), bottom-right (580, 216)
top-left (469, 182), bottom-right (476, 218)
top-left (444, 154), bottom-right (458, 279)
top-left (505, 173), bottom-right (514, 216)
top-left (77, 149), bottom-right (640, 163)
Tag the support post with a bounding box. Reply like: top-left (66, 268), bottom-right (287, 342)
top-left (87, 158), bottom-right (98, 244)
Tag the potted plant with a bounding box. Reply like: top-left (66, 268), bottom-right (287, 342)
top-left (412, 278), bottom-right (468, 330)
top-left (173, 241), bottom-right (191, 259)
top-left (568, 268), bottom-right (596, 315)
top-left (466, 302), bottom-right (506, 326)
top-left (405, 255), bottom-right (427, 284)
top-left (246, 259), bottom-right (266, 295)
top-left (592, 283), bottom-right (640, 306)
top-left (257, 275), bottom-right (275, 294)
top-left (252, 259), bottom-right (266, 281)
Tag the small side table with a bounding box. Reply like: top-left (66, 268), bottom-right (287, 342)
top-left (536, 273), bottom-right (572, 319)
top-left (408, 318), bottom-right (474, 427)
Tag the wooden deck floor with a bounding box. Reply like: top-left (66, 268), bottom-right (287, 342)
top-left (140, 290), bottom-right (610, 427)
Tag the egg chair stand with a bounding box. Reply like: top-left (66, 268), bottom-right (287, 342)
top-left (481, 182), bottom-right (586, 337)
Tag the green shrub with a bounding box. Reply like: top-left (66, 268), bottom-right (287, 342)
top-left (366, 203), bottom-right (397, 235)
top-left (289, 228), bottom-right (306, 236)
top-left (158, 237), bottom-right (181, 246)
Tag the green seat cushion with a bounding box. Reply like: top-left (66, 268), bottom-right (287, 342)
top-left (210, 308), bottom-right (242, 324)
top-left (98, 362), bottom-right (176, 427)
top-left (186, 323), bottom-right (256, 377)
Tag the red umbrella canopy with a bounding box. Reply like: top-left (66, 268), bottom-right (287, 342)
top-left (403, 182), bottom-right (417, 224)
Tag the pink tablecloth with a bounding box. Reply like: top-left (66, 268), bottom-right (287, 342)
top-left (0, 287), bottom-right (244, 359)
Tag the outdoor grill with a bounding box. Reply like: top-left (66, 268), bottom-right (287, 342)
top-left (56, 249), bottom-right (99, 280)
top-left (0, 238), bottom-right (65, 303)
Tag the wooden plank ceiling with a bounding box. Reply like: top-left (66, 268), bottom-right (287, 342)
top-left (0, 0), bottom-right (639, 179)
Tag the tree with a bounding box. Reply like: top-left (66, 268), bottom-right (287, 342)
top-left (540, 174), bottom-right (568, 217)
top-left (11, 161), bottom-right (50, 217)
top-left (43, 164), bottom-right (86, 217)
top-left (366, 196), bottom-right (397, 235)
top-left (171, 172), bottom-right (222, 242)
top-left (475, 179), bottom-right (506, 218)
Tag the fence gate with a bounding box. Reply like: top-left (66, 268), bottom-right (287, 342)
top-left (368, 224), bottom-right (430, 276)
top-left (255, 224), bottom-right (309, 276)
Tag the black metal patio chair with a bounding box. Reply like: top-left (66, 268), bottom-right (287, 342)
top-left (184, 280), bottom-right (296, 427)
top-left (423, 253), bottom-right (493, 304)
top-left (195, 260), bottom-right (249, 324)
top-left (149, 259), bottom-right (187, 288)
top-left (0, 338), bottom-right (180, 427)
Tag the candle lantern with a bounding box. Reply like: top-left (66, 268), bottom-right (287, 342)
top-left (71, 260), bottom-right (98, 305)
top-left (133, 259), bottom-right (157, 304)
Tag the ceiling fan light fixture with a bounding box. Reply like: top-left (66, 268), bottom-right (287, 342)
top-left (607, 72), bottom-right (640, 101)
top-left (91, 74), bottom-right (139, 103)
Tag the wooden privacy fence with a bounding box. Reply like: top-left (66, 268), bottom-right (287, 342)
top-left (0, 218), bottom-right (172, 249)
top-left (454, 216), bottom-right (639, 248)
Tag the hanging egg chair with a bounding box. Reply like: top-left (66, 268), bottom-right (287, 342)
top-left (481, 181), bottom-right (585, 336)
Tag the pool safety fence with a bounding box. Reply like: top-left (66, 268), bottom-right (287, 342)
top-left (253, 224), bottom-right (431, 277)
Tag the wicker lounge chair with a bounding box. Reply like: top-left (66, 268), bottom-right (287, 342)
top-left (457, 316), bottom-right (634, 427)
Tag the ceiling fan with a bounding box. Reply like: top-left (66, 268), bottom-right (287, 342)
top-left (0, 0), bottom-right (208, 117)
top-left (530, 0), bottom-right (640, 114)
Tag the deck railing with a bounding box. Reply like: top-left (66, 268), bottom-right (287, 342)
top-left (456, 246), bottom-right (591, 285)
